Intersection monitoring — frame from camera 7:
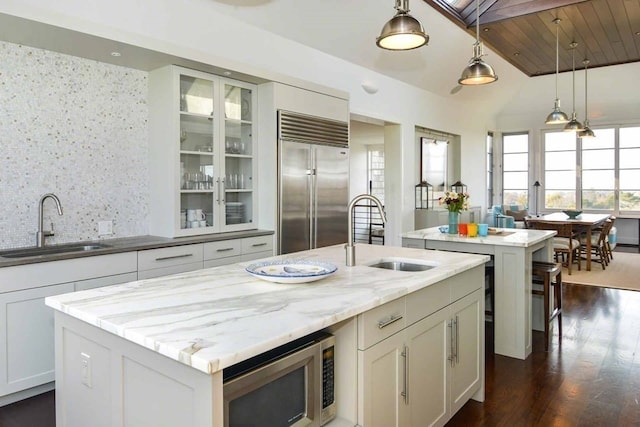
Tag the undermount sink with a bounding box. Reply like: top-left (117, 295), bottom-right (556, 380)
top-left (368, 258), bottom-right (437, 272)
top-left (0, 243), bottom-right (111, 258)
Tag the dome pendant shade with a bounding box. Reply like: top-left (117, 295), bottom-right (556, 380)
top-left (459, 0), bottom-right (497, 86)
top-left (376, 0), bottom-right (428, 50)
top-left (564, 112), bottom-right (584, 132)
top-left (578, 121), bottom-right (595, 138)
top-left (459, 43), bottom-right (498, 85)
top-left (546, 99), bottom-right (570, 124)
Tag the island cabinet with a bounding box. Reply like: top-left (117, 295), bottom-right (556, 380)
top-left (357, 266), bottom-right (484, 427)
top-left (0, 253), bottom-right (137, 406)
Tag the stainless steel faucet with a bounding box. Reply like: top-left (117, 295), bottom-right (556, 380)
top-left (346, 194), bottom-right (386, 266)
top-left (36, 193), bottom-right (63, 247)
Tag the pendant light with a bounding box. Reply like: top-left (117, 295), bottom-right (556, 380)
top-left (564, 42), bottom-right (584, 132)
top-left (578, 59), bottom-right (596, 138)
top-left (545, 19), bottom-right (569, 125)
top-left (376, 0), bottom-right (429, 51)
top-left (458, 0), bottom-right (498, 85)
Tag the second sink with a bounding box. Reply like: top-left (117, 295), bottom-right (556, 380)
top-left (0, 243), bottom-right (111, 258)
top-left (368, 258), bottom-right (437, 272)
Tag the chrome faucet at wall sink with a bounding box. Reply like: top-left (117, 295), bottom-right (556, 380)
top-left (345, 194), bottom-right (386, 266)
top-left (36, 193), bottom-right (63, 247)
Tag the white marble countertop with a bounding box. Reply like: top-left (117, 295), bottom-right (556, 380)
top-left (403, 227), bottom-right (556, 247)
top-left (45, 243), bottom-right (488, 375)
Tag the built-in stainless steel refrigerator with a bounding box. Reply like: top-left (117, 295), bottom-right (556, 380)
top-left (278, 111), bottom-right (349, 255)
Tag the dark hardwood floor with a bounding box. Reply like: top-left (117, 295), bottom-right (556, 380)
top-left (1, 247), bottom-right (639, 427)
top-left (448, 245), bottom-right (640, 426)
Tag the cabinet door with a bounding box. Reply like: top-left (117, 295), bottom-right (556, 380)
top-left (449, 288), bottom-right (483, 415)
top-left (179, 72), bottom-right (218, 233)
top-left (0, 282), bottom-right (74, 396)
top-left (359, 331), bottom-right (405, 427)
top-left (404, 307), bottom-right (451, 427)
top-left (220, 79), bottom-right (256, 232)
top-left (75, 272), bottom-right (138, 292)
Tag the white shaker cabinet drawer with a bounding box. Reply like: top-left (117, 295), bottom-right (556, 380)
top-left (357, 297), bottom-right (406, 350)
top-left (241, 235), bottom-right (273, 255)
top-left (137, 244), bottom-right (204, 272)
top-left (203, 240), bottom-right (242, 261)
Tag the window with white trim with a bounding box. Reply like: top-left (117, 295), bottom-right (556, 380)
top-left (502, 132), bottom-right (529, 205)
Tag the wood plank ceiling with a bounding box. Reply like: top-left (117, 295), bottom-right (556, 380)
top-left (424, 0), bottom-right (640, 76)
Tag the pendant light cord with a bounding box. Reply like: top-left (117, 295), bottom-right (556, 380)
top-left (475, 0), bottom-right (480, 45)
top-left (555, 21), bottom-right (559, 99)
top-left (571, 43), bottom-right (577, 113)
top-left (584, 59), bottom-right (589, 118)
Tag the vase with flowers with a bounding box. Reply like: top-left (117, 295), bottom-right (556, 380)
top-left (439, 191), bottom-right (470, 235)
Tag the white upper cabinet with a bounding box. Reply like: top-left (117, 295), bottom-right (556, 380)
top-left (149, 66), bottom-right (258, 237)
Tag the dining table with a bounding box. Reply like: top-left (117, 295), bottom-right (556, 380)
top-left (526, 213), bottom-right (611, 271)
top-left (402, 227), bottom-right (556, 360)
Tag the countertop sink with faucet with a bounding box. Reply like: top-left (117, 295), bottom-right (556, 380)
top-left (345, 194), bottom-right (386, 267)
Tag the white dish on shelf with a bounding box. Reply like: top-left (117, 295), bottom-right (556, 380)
top-left (246, 259), bottom-right (337, 284)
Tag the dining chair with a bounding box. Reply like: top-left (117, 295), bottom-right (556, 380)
top-left (528, 221), bottom-right (582, 275)
top-left (581, 218), bottom-right (614, 270)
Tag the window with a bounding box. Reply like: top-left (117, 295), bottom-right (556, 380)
top-left (544, 131), bottom-right (576, 209)
top-left (502, 133), bottom-right (529, 205)
top-left (367, 145), bottom-right (385, 204)
top-left (542, 126), bottom-right (640, 214)
top-left (486, 132), bottom-right (493, 207)
top-left (619, 127), bottom-right (640, 211)
top-left (581, 129), bottom-right (614, 210)
top-left (420, 137), bottom-right (448, 192)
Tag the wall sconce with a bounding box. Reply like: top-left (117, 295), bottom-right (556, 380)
top-left (415, 181), bottom-right (434, 209)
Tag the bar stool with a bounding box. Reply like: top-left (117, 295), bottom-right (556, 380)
top-left (532, 261), bottom-right (562, 351)
top-left (484, 258), bottom-right (495, 348)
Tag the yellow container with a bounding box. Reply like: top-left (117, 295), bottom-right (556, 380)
top-left (468, 223), bottom-right (478, 237)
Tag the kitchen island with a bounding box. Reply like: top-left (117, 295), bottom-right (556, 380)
top-left (46, 243), bottom-right (489, 427)
top-left (402, 227), bottom-right (556, 360)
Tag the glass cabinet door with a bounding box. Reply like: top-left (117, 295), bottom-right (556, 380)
top-left (179, 75), bottom-right (216, 230)
top-left (222, 82), bottom-right (254, 228)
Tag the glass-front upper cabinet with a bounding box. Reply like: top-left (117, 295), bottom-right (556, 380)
top-left (148, 66), bottom-right (257, 237)
top-left (222, 80), bottom-right (254, 229)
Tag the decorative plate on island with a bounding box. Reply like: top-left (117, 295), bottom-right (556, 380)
top-left (246, 259), bottom-right (338, 284)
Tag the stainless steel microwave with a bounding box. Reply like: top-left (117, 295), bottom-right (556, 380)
top-left (223, 332), bottom-right (336, 427)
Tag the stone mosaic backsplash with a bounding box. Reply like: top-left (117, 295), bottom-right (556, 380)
top-left (0, 41), bottom-right (149, 250)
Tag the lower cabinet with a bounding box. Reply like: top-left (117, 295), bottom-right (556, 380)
top-left (358, 286), bottom-right (483, 427)
top-left (0, 282), bottom-right (74, 398)
top-left (0, 253), bottom-right (138, 404)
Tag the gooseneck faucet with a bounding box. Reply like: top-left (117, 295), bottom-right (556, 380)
top-left (346, 194), bottom-right (386, 266)
top-left (36, 193), bottom-right (63, 247)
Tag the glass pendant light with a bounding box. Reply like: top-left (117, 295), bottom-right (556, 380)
top-left (545, 19), bottom-right (569, 125)
top-left (564, 42), bottom-right (584, 132)
top-left (578, 59), bottom-right (596, 138)
top-left (458, 0), bottom-right (498, 85)
top-left (376, 0), bottom-right (429, 51)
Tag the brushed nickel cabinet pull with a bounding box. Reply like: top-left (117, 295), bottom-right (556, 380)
top-left (401, 346), bottom-right (409, 404)
top-left (155, 253), bottom-right (194, 261)
top-left (216, 247), bottom-right (235, 252)
top-left (251, 242), bottom-right (267, 247)
top-left (377, 314), bottom-right (403, 329)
